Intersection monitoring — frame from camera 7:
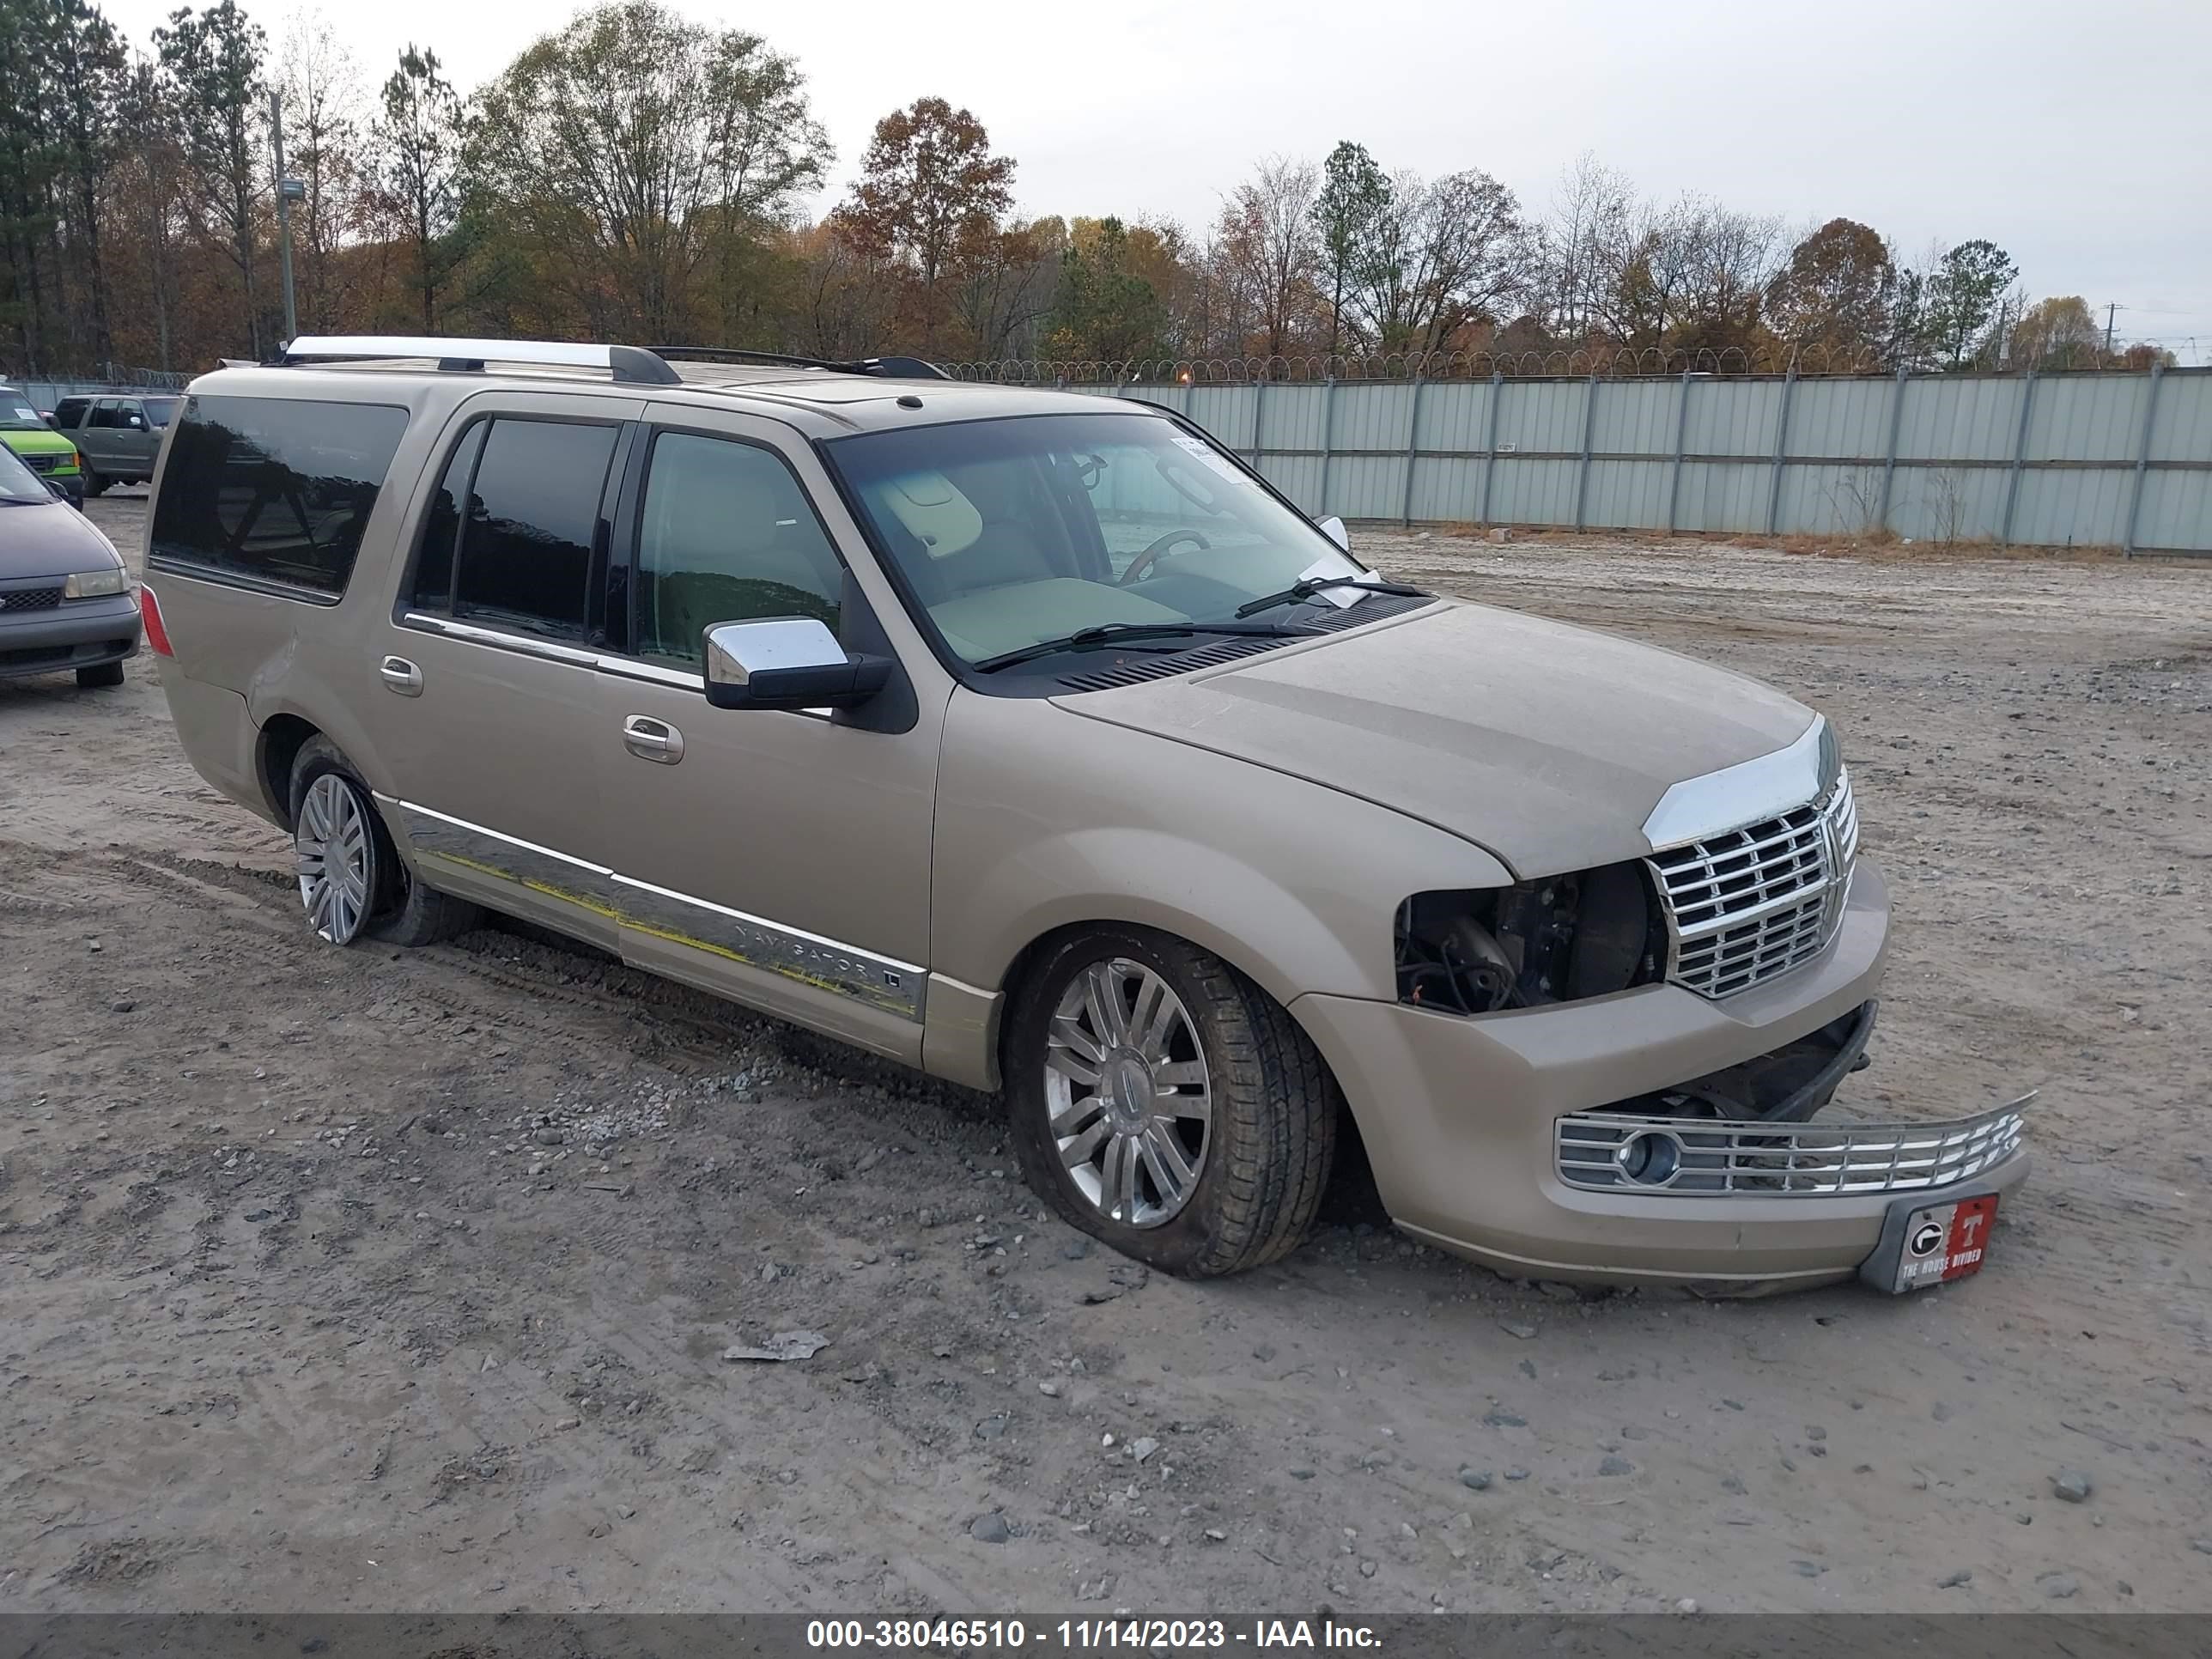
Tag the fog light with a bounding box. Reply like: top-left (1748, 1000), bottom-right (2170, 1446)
top-left (1618, 1129), bottom-right (1682, 1186)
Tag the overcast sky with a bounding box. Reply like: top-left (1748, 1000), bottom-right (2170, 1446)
top-left (100, 0), bottom-right (2212, 359)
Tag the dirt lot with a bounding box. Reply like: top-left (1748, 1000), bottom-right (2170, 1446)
top-left (3, 492), bottom-right (2208, 1615)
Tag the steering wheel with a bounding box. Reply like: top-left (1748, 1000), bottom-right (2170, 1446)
top-left (1116, 529), bottom-right (1210, 586)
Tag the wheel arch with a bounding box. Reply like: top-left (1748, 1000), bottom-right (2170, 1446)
top-left (257, 712), bottom-right (322, 828)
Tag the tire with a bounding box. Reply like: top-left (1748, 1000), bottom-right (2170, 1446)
top-left (287, 736), bottom-right (479, 947)
top-left (1005, 925), bottom-right (1338, 1278)
top-left (76, 661), bottom-right (125, 688)
top-left (81, 468), bottom-right (106, 498)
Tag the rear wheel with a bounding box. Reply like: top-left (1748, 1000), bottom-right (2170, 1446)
top-left (1006, 926), bottom-right (1338, 1277)
top-left (76, 661), bottom-right (125, 688)
top-left (81, 467), bottom-right (106, 498)
top-left (287, 737), bottom-right (479, 947)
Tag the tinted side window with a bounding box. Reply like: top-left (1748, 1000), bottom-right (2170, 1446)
top-left (633, 433), bottom-right (843, 666)
top-left (452, 419), bottom-right (617, 639)
top-left (409, 421), bottom-right (485, 612)
top-left (149, 394), bottom-right (410, 597)
top-left (90, 400), bottom-right (122, 428)
top-left (54, 398), bottom-right (89, 428)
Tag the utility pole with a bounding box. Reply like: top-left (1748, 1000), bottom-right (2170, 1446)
top-left (270, 88), bottom-right (303, 346)
top-left (2103, 302), bottom-right (2120, 359)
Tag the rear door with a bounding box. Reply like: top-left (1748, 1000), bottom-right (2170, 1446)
top-left (82, 399), bottom-right (123, 471)
top-left (368, 392), bottom-right (641, 947)
top-left (107, 398), bottom-right (161, 477)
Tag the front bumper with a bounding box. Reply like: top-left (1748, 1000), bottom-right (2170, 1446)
top-left (1293, 859), bottom-right (2032, 1291)
top-left (0, 590), bottom-right (141, 680)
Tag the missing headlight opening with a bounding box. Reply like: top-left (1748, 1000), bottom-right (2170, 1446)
top-left (1395, 864), bottom-right (1663, 1014)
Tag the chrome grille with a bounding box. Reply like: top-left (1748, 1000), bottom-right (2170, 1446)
top-left (1648, 769), bottom-right (1856, 998)
top-left (1554, 1095), bottom-right (2032, 1197)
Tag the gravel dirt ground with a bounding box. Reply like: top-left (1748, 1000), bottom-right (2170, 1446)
top-left (3, 492), bottom-right (2208, 1615)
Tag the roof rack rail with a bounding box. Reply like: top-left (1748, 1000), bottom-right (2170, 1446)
top-left (276, 335), bottom-right (682, 386)
top-left (647, 345), bottom-right (951, 382)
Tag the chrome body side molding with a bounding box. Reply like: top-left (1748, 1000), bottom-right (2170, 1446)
top-left (381, 795), bottom-right (924, 1023)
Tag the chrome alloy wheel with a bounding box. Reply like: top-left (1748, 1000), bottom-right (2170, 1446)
top-left (1042, 957), bottom-right (1212, 1227)
top-left (295, 773), bottom-right (374, 945)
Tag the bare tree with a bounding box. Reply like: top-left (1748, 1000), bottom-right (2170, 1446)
top-left (1215, 155), bottom-right (1318, 365)
top-left (1352, 167), bottom-right (1528, 358)
top-left (276, 9), bottom-right (365, 333)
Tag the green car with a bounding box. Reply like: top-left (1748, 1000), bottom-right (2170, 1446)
top-left (1, 386), bottom-right (86, 507)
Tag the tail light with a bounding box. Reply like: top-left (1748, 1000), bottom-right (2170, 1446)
top-left (138, 583), bottom-right (174, 657)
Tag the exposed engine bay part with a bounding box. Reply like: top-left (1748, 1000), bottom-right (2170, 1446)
top-left (1608, 1000), bottom-right (1878, 1127)
top-left (1394, 864), bottom-right (1663, 1014)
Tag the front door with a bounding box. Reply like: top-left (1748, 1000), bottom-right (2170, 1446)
top-left (368, 393), bottom-right (641, 945)
top-left (589, 408), bottom-right (943, 1063)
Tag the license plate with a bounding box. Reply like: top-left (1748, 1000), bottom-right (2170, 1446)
top-left (1874, 1194), bottom-right (1999, 1293)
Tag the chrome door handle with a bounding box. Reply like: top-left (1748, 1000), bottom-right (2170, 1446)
top-left (379, 655), bottom-right (422, 697)
top-left (622, 714), bottom-right (684, 764)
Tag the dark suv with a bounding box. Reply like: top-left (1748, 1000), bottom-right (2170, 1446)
top-left (50, 392), bottom-right (180, 495)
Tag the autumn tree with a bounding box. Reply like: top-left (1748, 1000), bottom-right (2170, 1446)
top-left (155, 0), bottom-right (269, 354)
top-left (948, 218), bottom-right (1060, 361)
top-left (1311, 140), bottom-right (1387, 355)
top-left (836, 96), bottom-right (1014, 352)
top-left (368, 46), bottom-right (465, 330)
top-left (1765, 217), bottom-right (1895, 362)
top-left (2008, 295), bottom-right (2102, 368)
top-left (468, 0), bottom-right (829, 340)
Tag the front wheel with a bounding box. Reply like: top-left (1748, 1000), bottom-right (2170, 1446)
top-left (1005, 927), bottom-right (1338, 1277)
top-left (76, 661), bottom-right (125, 688)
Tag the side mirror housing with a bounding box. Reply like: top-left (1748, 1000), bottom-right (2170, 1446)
top-left (1316, 514), bottom-right (1350, 550)
top-left (43, 477), bottom-right (69, 501)
top-left (702, 616), bottom-right (891, 712)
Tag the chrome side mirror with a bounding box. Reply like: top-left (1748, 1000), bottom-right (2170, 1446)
top-left (702, 616), bottom-right (891, 712)
top-left (1316, 514), bottom-right (1349, 551)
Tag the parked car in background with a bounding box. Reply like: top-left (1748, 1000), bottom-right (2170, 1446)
top-left (1, 385), bottom-right (88, 507)
top-left (48, 392), bottom-right (180, 495)
top-left (0, 438), bottom-right (139, 687)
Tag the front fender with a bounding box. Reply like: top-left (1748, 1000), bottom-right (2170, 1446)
top-left (930, 690), bottom-right (1510, 1017)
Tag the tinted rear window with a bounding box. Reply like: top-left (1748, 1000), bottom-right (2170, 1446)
top-left (451, 418), bottom-right (617, 638)
top-left (150, 394), bottom-right (408, 597)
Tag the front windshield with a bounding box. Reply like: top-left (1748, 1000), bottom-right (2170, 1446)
top-left (0, 440), bottom-right (52, 503)
top-left (3, 392), bottom-right (49, 433)
top-left (824, 411), bottom-right (1364, 666)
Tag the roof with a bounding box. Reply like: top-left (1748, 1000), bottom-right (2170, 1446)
top-left (182, 336), bottom-right (1135, 437)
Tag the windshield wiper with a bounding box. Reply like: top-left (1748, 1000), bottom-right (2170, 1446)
top-left (973, 619), bottom-right (1316, 675)
top-left (1234, 574), bottom-right (1430, 619)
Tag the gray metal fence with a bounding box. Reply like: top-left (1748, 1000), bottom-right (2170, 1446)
top-left (1077, 368), bottom-right (2212, 556)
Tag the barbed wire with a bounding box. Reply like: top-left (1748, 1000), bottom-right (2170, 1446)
top-left (943, 340), bottom-right (2143, 384)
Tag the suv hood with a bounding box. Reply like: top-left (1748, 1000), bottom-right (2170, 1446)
top-left (1052, 599), bottom-right (1815, 876)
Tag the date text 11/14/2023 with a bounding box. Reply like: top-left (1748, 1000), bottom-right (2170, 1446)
top-left (805, 1620), bottom-right (1384, 1650)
